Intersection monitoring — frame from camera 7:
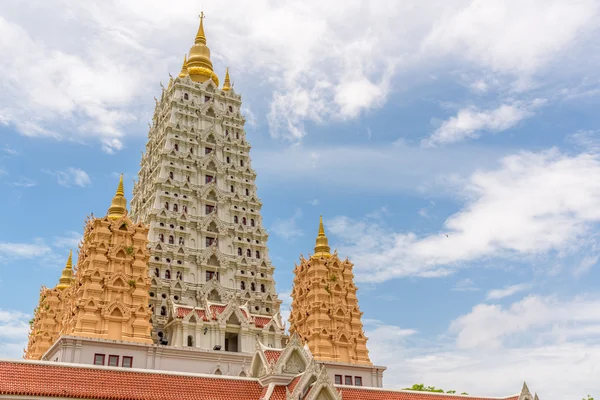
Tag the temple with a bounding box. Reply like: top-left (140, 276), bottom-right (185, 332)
top-left (10, 12), bottom-right (542, 400)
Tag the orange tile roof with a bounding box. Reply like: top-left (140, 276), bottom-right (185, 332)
top-left (175, 307), bottom-right (208, 321)
top-left (264, 349), bottom-right (283, 363)
top-left (0, 361), bottom-right (263, 400)
top-left (0, 361), bottom-right (521, 400)
top-left (254, 316), bottom-right (272, 328)
top-left (338, 387), bottom-right (519, 400)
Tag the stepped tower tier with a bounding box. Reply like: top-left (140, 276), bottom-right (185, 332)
top-left (130, 15), bottom-right (285, 353)
top-left (289, 216), bottom-right (372, 366)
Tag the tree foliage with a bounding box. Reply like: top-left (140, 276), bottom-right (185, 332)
top-left (404, 384), bottom-right (468, 395)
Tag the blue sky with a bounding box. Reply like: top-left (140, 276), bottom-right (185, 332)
top-left (1, 1), bottom-right (600, 399)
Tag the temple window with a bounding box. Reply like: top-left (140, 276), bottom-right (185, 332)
top-left (237, 247), bottom-right (242, 256)
top-left (242, 217), bottom-right (246, 225)
top-left (205, 96), bottom-right (211, 102)
top-left (187, 176), bottom-right (190, 182)
top-left (206, 237), bottom-right (215, 247)
top-left (230, 185), bottom-right (234, 193)
top-left (187, 335), bottom-right (194, 347)
top-left (246, 249), bottom-right (251, 257)
top-left (165, 270), bottom-right (171, 279)
top-left (169, 172), bottom-right (174, 179)
top-left (225, 129), bottom-right (229, 136)
top-left (226, 156), bottom-right (230, 163)
top-left (240, 160), bottom-right (244, 167)
top-left (334, 375), bottom-right (342, 385)
top-left (122, 357), bottom-right (133, 368)
top-left (173, 204), bottom-right (178, 212)
top-left (108, 355), bottom-right (119, 367)
top-left (94, 354), bottom-right (105, 366)
top-left (260, 284), bottom-right (265, 293)
top-left (206, 271), bottom-right (218, 281)
top-left (168, 236), bottom-right (174, 244)
top-left (190, 148), bottom-right (194, 154)
top-left (256, 251), bottom-right (260, 259)
top-left (245, 188), bottom-right (249, 196)
top-left (345, 376), bottom-right (353, 385)
top-left (205, 175), bottom-right (213, 184)
top-left (205, 147), bottom-right (213, 155)
top-left (160, 306), bottom-right (167, 316)
top-left (159, 234), bottom-right (164, 243)
top-left (251, 283), bottom-right (255, 291)
top-left (182, 205), bottom-right (187, 213)
top-left (154, 268), bottom-right (160, 277)
top-left (234, 216), bottom-right (238, 223)
top-left (240, 281), bottom-right (246, 290)
top-left (236, 132), bottom-right (239, 139)
top-left (206, 205), bottom-right (214, 214)
top-left (184, 93), bottom-right (189, 100)
top-left (250, 219), bottom-right (255, 227)
top-left (354, 377), bottom-right (362, 386)
top-left (174, 144), bottom-right (179, 151)
top-left (179, 237), bottom-right (184, 245)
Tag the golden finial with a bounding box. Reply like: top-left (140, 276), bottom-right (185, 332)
top-left (56, 250), bottom-right (74, 290)
top-left (178, 54), bottom-right (189, 78)
top-left (107, 174), bottom-right (127, 220)
top-left (222, 67), bottom-right (231, 92)
top-left (196, 12), bottom-right (207, 45)
top-left (314, 215), bottom-right (331, 258)
top-left (186, 12), bottom-right (219, 86)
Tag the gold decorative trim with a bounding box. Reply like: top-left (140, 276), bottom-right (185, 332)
top-left (188, 67), bottom-right (219, 86)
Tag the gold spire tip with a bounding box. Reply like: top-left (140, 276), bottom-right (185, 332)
top-left (223, 67), bottom-right (231, 91)
top-left (196, 12), bottom-right (206, 44)
top-left (108, 174), bottom-right (127, 220)
top-left (56, 250), bottom-right (74, 290)
top-left (314, 215), bottom-right (330, 257)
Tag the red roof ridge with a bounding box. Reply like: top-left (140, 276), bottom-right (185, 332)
top-left (337, 385), bottom-right (521, 400)
top-left (0, 359), bottom-right (259, 382)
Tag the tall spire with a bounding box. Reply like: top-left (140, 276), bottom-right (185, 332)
top-left (56, 250), bottom-right (74, 290)
top-left (107, 174), bottom-right (127, 220)
top-left (314, 215), bottom-right (331, 258)
top-left (178, 54), bottom-right (189, 78)
top-left (186, 12), bottom-right (219, 86)
top-left (195, 11), bottom-right (207, 45)
top-left (222, 67), bottom-right (231, 91)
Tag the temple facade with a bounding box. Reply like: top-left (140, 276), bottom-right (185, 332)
top-left (24, 175), bottom-right (153, 360)
top-left (129, 13), bottom-right (285, 354)
top-left (288, 216), bottom-right (385, 387)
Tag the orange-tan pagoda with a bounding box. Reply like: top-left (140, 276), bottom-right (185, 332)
top-left (289, 216), bottom-right (371, 365)
top-left (25, 175), bottom-right (153, 360)
top-left (24, 251), bottom-right (74, 359)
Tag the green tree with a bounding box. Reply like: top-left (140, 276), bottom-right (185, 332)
top-left (582, 396), bottom-right (594, 400)
top-left (403, 384), bottom-right (467, 395)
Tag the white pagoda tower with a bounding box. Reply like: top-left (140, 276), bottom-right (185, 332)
top-left (130, 13), bottom-right (285, 356)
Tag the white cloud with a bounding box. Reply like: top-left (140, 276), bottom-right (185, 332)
top-left (43, 167), bottom-right (91, 187)
top-left (308, 199), bottom-right (319, 206)
top-left (422, 0), bottom-right (599, 75)
top-left (53, 231), bottom-right (82, 249)
top-left (1, 0), bottom-right (597, 145)
top-left (567, 130), bottom-right (600, 153)
top-left (0, 309), bottom-right (30, 359)
top-left (1, 145), bottom-right (18, 156)
top-left (486, 283), bottom-right (532, 300)
top-left (327, 149), bottom-right (600, 282)
top-left (423, 99), bottom-right (546, 147)
top-left (270, 209), bottom-right (304, 240)
top-left (0, 239), bottom-right (52, 261)
top-left (12, 178), bottom-right (37, 188)
top-left (366, 294), bottom-right (600, 400)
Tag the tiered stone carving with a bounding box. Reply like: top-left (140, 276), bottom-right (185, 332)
top-left (289, 217), bottom-right (371, 365)
top-left (60, 175), bottom-right (153, 343)
top-left (24, 252), bottom-right (73, 359)
top-left (129, 14), bottom-right (285, 350)
top-left (25, 176), bottom-right (153, 358)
